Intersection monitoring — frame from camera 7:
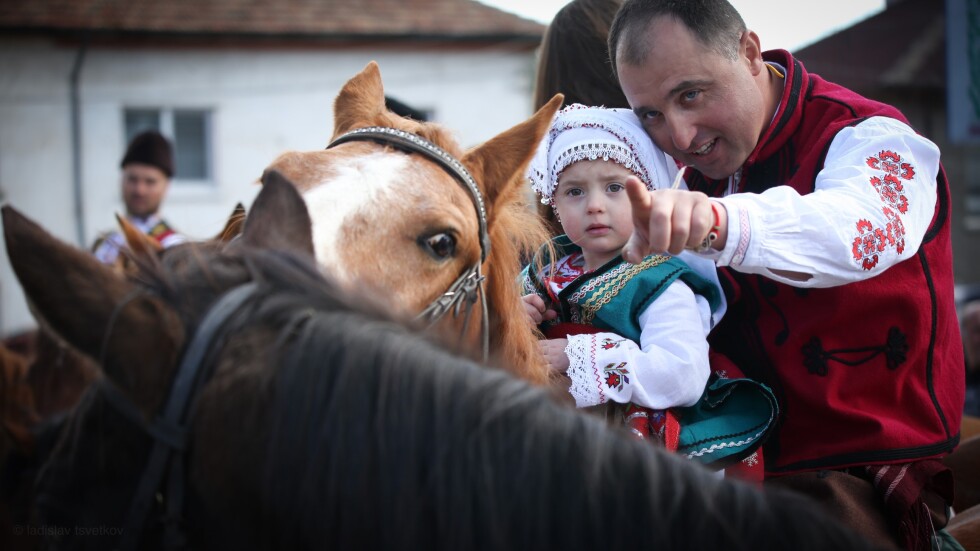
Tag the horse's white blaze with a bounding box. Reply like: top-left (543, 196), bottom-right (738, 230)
top-left (302, 151), bottom-right (409, 282)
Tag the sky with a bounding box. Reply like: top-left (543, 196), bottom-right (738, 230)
top-left (475, 0), bottom-right (887, 52)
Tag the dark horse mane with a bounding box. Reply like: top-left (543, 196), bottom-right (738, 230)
top-left (8, 179), bottom-right (881, 550)
top-left (138, 245), bottom-right (874, 549)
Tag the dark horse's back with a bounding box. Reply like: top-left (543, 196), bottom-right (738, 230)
top-left (3, 177), bottom-right (882, 550)
top-left (242, 261), bottom-right (880, 550)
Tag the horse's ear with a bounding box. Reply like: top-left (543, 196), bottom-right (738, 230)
top-left (461, 94), bottom-right (563, 211)
top-left (244, 170), bottom-right (315, 257)
top-left (332, 61), bottom-right (386, 138)
top-left (2, 206), bottom-right (183, 411)
top-left (4, 206), bottom-right (136, 358)
top-left (118, 213), bottom-right (162, 259)
top-left (215, 203), bottom-right (246, 243)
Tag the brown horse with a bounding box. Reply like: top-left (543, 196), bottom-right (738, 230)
top-left (265, 62), bottom-right (560, 385)
top-left (1, 176), bottom-right (881, 551)
top-left (0, 203), bottom-right (248, 551)
top-left (0, 340), bottom-right (38, 551)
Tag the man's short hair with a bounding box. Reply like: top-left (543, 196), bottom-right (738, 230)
top-left (608, 0), bottom-right (747, 77)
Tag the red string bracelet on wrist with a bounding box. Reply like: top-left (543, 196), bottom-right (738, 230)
top-left (694, 202), bottom-right (722, 253)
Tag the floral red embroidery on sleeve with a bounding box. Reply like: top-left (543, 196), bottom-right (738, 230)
top-left (870, 174), bottom-right (909, 214)
top-left (852, 150), bottom-right (915, 271)
top-left (600, 337), bottom-right (625, 350)
top-left (852, 219), bottom-right (884, 270)
top-left (603, 362), bottom-right (630, 391)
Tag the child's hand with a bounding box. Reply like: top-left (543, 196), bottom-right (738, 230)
top-left (522, 294), bottom-right (557, 325)
top-left (539, 338), bottom-right (570, 373)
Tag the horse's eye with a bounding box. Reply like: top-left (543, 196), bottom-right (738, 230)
top-left (421, 233), bottom-right (456, 260)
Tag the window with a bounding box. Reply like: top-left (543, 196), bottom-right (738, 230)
top-left (124, 108), bottom-right (213, 184)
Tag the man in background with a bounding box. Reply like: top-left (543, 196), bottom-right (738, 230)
top-left (92, 130), bottom-right (185, 264)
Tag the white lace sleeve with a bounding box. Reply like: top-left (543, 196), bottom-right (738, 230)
top-left (562, 281), bottom-right (711, 409)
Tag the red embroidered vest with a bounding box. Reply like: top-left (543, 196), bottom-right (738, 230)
top-left (686, 51), bottom-right (964, 474)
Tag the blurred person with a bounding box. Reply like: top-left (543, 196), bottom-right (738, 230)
top-left (533, 0), bottom-right (629, 110)
top-left (533, 0), bottom-right (630, 236)
top-left (92, 130), bottom-right (185, 264)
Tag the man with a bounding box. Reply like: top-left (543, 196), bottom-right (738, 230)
top-left (92, 130), bottom-right (185, 264)
top-left (608, 0), bottom-right (964, 547)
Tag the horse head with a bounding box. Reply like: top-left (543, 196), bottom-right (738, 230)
top-left (2, 171), bottom-right (317, 548)
top-left (265, 62), bottom-right (561, 383)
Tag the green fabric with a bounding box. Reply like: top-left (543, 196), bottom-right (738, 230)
top-left (522, 235), bottom-right (722, 342)
top-left (522, 235), bottom-right (777, 470)
top-left (675, 374), bottom-right (779, 467)
top-left (935, 528), bottom-right (966, 551)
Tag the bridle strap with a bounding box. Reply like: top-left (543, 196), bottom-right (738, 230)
top-left (327, 126), bottom-right (490, 262)
top-left (416, 264), bottom-right (489, 361)
top-left (112, 282), bottom-right (260, 551)
top-left (327, 126), bottom-right (492, 362)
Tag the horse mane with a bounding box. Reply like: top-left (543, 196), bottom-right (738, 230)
top-left (481, 173), bottom-right (550, 381)
top-left (23, 227), bottom-right (879, 549)
top-left (334, 94), bottom-right (465, 160)
top-left (247, 259), bottom-right (876, 549)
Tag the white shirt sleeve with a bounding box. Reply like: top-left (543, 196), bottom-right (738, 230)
top-left (93, 230), bottom-right (125, 265)
top-left (562, 280), bottom-right (711, 410)
top-left (708, 116), bottom-right (940, 288)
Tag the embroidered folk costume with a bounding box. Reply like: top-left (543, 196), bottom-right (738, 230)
top-left (524, 105), bottom-right (776, 471)
top-left (685, 52), bottom-right (964, 474)
top-left (92, 214), bottom-right (186, 265)
top-left (93, 130), bottom-right (186, 264)
top-left (681, 52), bottom-right (963, 547)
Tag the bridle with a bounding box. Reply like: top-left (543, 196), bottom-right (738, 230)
top-left (86, 127), bottom-right (490, 550)
top-left (98, 282), bottom-right (261, 551)
top-left (326, 126), bottom-right (491, 362)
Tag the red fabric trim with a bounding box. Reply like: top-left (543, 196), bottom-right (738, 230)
top-left (542, 322), bottom-right (602, 339)
top-left (664, 409), bottom-right (680, 452)
top-left (865, 460), bottom-right (952, 551)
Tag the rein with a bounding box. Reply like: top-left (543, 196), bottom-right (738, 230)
top-left (100, 282), bottom-right (260, 551)
top-left (327, 126), bottom-right (490, 361)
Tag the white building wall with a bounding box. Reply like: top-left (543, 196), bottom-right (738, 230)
top-left (0, 37), bottom-right (538, 335)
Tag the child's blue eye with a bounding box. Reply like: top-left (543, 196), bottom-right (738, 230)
top-left (608, 183), bottom-right (625, 193)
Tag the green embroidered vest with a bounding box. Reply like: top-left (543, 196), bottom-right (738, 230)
top-left (521, 235), bottom-right (722, 342)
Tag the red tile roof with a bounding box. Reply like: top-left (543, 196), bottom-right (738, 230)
top-left (794, 0), bottom-right (944, 93)
top-left (0, 0), bottom-right (544, 42)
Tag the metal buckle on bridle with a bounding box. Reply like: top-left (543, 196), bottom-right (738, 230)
top-left (327, 126), bottom-right (491, 362)
top-left (416, 265), bottom-right (489, 360)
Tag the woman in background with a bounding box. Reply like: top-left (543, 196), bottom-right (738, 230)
top-left (533, 0), bottom-right (630, 236)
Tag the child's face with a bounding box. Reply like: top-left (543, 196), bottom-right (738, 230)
top-left (552, 159), bottom-right (636, 269)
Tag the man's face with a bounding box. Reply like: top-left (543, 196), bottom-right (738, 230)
top-left (616, 17), bottom-right (768, 180)
top-left (121, 163), bottom-right (169, 218)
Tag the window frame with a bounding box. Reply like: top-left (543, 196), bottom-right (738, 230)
top-left (123, 107), bottom-right (214, 186)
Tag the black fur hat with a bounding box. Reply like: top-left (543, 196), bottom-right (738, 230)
top-left (120, 130), bottom-right (173, 177)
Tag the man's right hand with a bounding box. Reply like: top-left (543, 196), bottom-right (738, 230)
top-left (621, 176), bottom-right (728, 262)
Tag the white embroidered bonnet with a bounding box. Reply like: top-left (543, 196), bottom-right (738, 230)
top-left (527, 104), bottom-right (672, 205)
